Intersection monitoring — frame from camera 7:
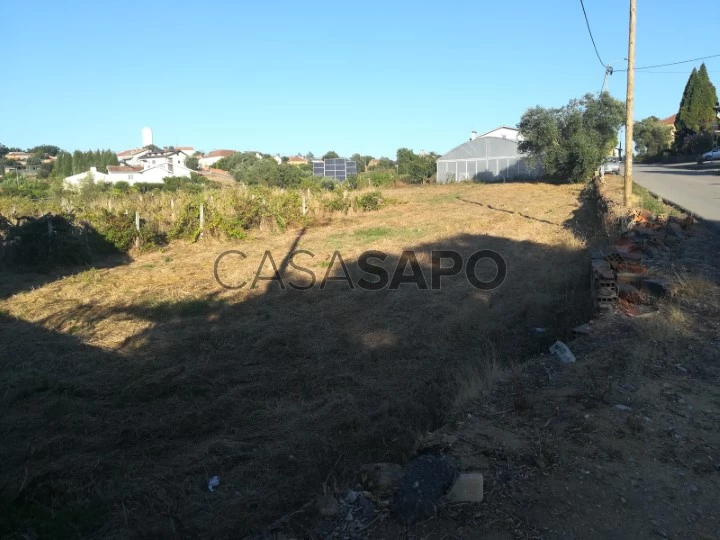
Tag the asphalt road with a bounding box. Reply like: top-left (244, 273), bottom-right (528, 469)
top-left (631, 162), bottom-right (720, 226)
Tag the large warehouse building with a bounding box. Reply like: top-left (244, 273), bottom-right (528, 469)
top-left (436, 127), bottom-right (541, 183)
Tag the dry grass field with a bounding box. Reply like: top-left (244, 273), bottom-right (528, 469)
top-left (0, 182), bottom-right (596, 537)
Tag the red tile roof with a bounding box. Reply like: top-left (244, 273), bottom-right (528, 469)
top-left (204, 149), bottom-right (236, 158)
top-left (659, 114), bottom-right (676, 125)
top-left (107, 166), bottom-right (143, 173)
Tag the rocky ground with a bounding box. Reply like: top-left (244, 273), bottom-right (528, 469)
top-left (256, 182), bottom-right (720, 539)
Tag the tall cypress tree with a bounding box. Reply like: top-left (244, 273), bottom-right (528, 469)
top-left (674, 68), bottom-right (697, 149)
top-left (674, 64), bottom-right (719, 150)
top-left (691, 64), bottom-right (719, 132)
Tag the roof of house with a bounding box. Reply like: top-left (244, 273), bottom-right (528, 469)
top-left (659, 114), bottom-right (676, 126)
top-left (116, 148), bottom-right (150, 158)
top-left (477, 126), bottom-right (520, 138)
top-left (5, 151), bottom-right (30, 158)
top-left (139, 149), bottom-right (188, 160)
top-left (202, 149), bottom-right (236, 159)
top-left (288, 155), bottom-right (308, 162)
top-left (107, 166), bottom-right (143, 173)
top-left (176, 146), bottom-right (194, 151)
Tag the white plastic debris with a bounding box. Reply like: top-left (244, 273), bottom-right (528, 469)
top-left (550, 341), bottom-right (576, 364)
top-left (208, 476), bottom-right (220, 492)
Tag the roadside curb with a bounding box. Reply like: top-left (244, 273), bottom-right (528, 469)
top-left (640, 186), bottom-right (720, 232)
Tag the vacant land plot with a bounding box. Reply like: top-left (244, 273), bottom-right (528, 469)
top-left (0, 182), bottom-right (594, 537)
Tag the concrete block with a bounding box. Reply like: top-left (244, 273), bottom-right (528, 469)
top-left (447, 473), bottom-right (484, 503)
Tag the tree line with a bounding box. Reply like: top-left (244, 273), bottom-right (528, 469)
top-left (54, 150), bottom-right (119, 177)
top-left (633, 63), bottom-right (718, 160)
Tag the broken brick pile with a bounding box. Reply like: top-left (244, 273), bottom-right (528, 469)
top-left (591, 209), bottom-right (694, 316)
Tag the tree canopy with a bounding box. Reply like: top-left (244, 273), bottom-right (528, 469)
top-left (518, 92), bottom-right (625, 183)
top-left (322, 151), bottom-right (339, 160)
top-left (185, 156), bottom-right (200, 171)
top-left (634, 116), bottom-right (673, 157)
top-left (396, 148), bottom-right (438, 183)
top-left (674, 64), bottom-right (719, 152)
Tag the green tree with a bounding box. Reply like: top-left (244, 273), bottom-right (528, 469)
top-left (374, 157), bottom-right (395, 169)
top-left (215, 151), bottom-right (256, 172)
top-left (396, 148), bottom-right (437, 183)
top-left (634, 116), bottom-right (673, 157)
top-left (351, 153), bottom-right (374, 172)
top-left (322, 151), bottom-right (339, 160)
top-left (185, 156), bottom-right (200, 170)
top-left (674, 64), bottom-right (719, 152)
top-left (518, 92), bottom-right (625, 183)
top-left (27, 145), bottom-right (61, 156)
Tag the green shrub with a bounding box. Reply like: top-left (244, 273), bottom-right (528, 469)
top-left (319, 179), bottom-right (336, 191)
top-left (354, 190), bottom-right (386, 211)
top-left (323, 192), bottom-right (352, 213)
top-left (86, 210), bottom-right (136, 253)
top-left (168, 199), bottom-right (203, 242)
top-left (1, 214), bottom-right (91, 266)
top-left (113, 181), bottom-right (130, 194)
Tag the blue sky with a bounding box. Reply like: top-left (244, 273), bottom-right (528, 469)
top-left (2, 0), bottom-right (718, 158)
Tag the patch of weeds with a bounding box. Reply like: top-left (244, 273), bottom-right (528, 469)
top-left (632, 184), bottom-right (673, 216)
top-left (323, 192), bottom-right (352, 213)
top-left (164, 256), bottom-right (173, 263)
top-left (141, 264), bottom-right (155, 269)
top-left (430, 193), bottom-right (460, 204)
top-left (353, 227), bottom-right (392, 241)
top-left (354, 190), bottom-right (386, 211)
top-left (81, 267), bottom-right (101, 285)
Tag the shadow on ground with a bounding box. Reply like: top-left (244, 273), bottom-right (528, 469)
top-left (1, 222), bottom-right (596, 536)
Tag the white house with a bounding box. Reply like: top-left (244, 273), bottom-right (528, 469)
top-left (198, 149), bottom-right (236, 170)
top-left (64, 167), bottom-right (109, 186)
top-left (135, 149), bottom-right (192, 183)
top-left (472, 126), bottom-right (523, 142)
top-left (106, 166), bottom-right (145, 183)
top-left (116, 147), bottom-right (151, 166)
top-left (65, 150), bottom-right (192, 187)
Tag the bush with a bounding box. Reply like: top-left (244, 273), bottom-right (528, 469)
top-left (319, 179), bottom-right (336, 191)
top-left (168, 199), bottom-right (204, 242)
top-left (113, 181), bottom-right (130, 193)
top-left (323, 192), bottom-right (352, 213)
top-left (86, 210), bottom-right (136, 253)
top-left (0, 179), bottom-right (51, 199)
top-left (1, 214), bottom-right (91, 266)
top-left (354, 190), bottom-right (386, 211)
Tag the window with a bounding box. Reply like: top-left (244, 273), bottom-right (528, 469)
top-left (128, 174), bottom-right (134, 180)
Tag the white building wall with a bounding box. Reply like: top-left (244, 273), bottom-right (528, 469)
top-left (64, 167), bottom-right (108, 186)
top-left (198, 155), bottom-right (224, 169)
top-left (480, 127), bottom-right (522, 141)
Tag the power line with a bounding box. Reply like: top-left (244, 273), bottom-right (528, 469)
top-left (616, 53), bottom-right (720, 72)
top-left (579, 0), bottom-right (606, 68)
top-left (635, 70), bottom-right (720, 74)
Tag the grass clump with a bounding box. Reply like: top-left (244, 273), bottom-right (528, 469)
top-left (354, 190), bottom-right (386, 211)
top-left (632, 183), bottom-right (668, 216)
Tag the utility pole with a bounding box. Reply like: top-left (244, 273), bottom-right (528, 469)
top-left (623, 0), bottom-right (636, 206)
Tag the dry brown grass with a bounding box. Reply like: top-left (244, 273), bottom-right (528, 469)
top-left (0, 182), bottom-right (594, 537)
